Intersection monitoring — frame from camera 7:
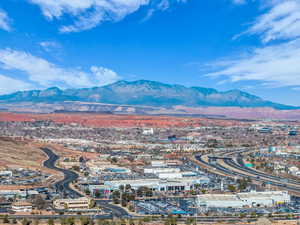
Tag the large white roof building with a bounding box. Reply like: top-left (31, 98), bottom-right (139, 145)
top-left (104, 176), bottom-right (210, 192)
top-left (197, 191), bottom-right (291, 208)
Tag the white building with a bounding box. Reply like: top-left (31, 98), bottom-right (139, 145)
top-left (197, 194), bottom-right (245, 208)
top-left (0, 190), bottom-right (39, 200)
top-left (0, 170), bottom-right (13, 177)
top-left (12, 201), bottom-right (33, 212)
top-left (151, 160), bottom-right (167, 167)
top-left (197, 191), bottom-right (291, 208)
top-left (158, 172), bottom-right (183, 179)
top-left (105, 176), bottom-right (210, 192)
top-left (144, 167), bottom-right (180, 175)
top-left (237, 191), bottom-right (291, 207)
top-left (143, 128), bottom-right (154, 135)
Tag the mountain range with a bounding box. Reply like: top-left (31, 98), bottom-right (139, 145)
top-left (0, 80), bottom-right (296, 110)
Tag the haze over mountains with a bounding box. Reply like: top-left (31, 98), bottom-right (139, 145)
top-left (0, 80), bottom-right (296, 110)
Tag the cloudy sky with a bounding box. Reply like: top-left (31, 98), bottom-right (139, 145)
top-left (0, 0), bottom-right (300, 105)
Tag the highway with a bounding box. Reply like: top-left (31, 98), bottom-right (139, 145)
top-left (6, 147), bottom-right (300, 222)
top-left (223, 158), bottom-right (300, 193)
top-left (195, 153), bottom-right (300, 196)
top-left (41, 147), bottom-right (131, 217)
top-left (235, 156), bottom-right (300, 186)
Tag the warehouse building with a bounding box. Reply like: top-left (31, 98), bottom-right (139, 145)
top-left (197, 191), bottom-right (290, 208)
top-left (237, 191), bottom-right (291, 207)
top-left (197, 194), bottom-right (246, 208)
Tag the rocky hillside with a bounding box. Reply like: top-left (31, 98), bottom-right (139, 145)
top-left (0, 80), bottom-right (296, 110)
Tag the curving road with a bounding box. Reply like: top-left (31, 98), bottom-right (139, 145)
top-left (42, 147), bottom-right (83, 198)
top-left (41, 147), bottom-right (131, 217)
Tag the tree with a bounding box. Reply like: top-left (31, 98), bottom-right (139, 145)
top-left (111, 157), bottom-right (118, 163)
top-left (33, 194), bottom-right (47, 210)
top-left (164, 216), bottom-right (177, 225)
top-left (142, 217), bottom-right (151, 223)
top-left (84, 172), bottom-right (89, 177)
top-left (125, 184), bottom-right (132, 191)
top-left (237, 179), bottom-right (248, 191)
top-left (72, 165), bottom-right (80, 172)
top-left (128, 204), bottom-right (135, 212)
top-left (3, 215), bottom-right (10, 224)
top-left (48, 219), bottom-right (55, 225)
top-left (119, 185), bottom-right (125, 192)
top-left (80, 216), bottom-right (92, 225)
top-left (21, 218), bottom-right (31, 225)
top-left (194, 184), bottom-right (200, 190)
top-left (112, 190), bottom-right (121, 204)
top-left (228, 185), bottom-right (236, 192)
top-left (66, 217), bottom-right (75, 225)
top-left (128, 219), bottom-right (135, 225)
top-left (121, 200), bottom-right (128, 207)
top-left (120, 219), bottom-right (127, 225)
top-left (60, 218), bottom-right (67, 225)
top-left (95, 190), bottom-right (101, 198)
top-left (239, 213), bottom-right (246, 218)
top-left (185, 218), bottom-right (195, 225)
top-left (85, 189), bottom-right (91, 196)
top-left (250, 211), bottom-right (257, 218)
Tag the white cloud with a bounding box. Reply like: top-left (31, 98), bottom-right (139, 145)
top-left (28, 0), bottom-right (150, 33)
top-left (246, 0), bottom-right (300, 43)
top-left (206, 38), bottom-right (300, 87)
top-left (39, 41), bottom-right (61, 52)
top-left (206, 0), bottom-right (300, 88)
top-left (90, 66), bottom-right (120, 86)
top-left (0, 9), bottom-right (12, 31)
top-left (0, 74), bottom-right (33, 94)
top-left (232, 0), bottom-right (246, 5)
top-left (0, 48), bottom-right (121, 89)
top-left (28, 0), bottom-right (189, 32)
top-left (140, 0), bottom-right (188, 22)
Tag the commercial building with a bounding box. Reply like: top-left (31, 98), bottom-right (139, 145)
top-left (197, 194), bottom-right (245, 208)
top-left (105, 176), bottom-right (210, 192)
top-left (237, 191), bottom-right (291, 207)
top-left (12, 201), bottom-right (33, 212)
top-left (0, 190), bottom-right (39, 200)
top-left (0, 170), bottom-right (13, 177)
top-left (143, 128), bottom-right (154, 135)
top-left (144, 167), bottom-right (180, 175)
top-left (151, 160), bottom-right (167, 167)
top-left (197, 191), bottom-right (291, 208)
top-left (53, 197), bottom-right (91, 210)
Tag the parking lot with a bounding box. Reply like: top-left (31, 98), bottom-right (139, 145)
top-left (135, 198), bottom-right (197, 216)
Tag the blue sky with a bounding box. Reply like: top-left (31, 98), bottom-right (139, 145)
top-left (0, 0), bottom-right (300, 105)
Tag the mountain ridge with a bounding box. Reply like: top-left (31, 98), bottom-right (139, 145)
top-left (0, 80), bottom-right (297, 110)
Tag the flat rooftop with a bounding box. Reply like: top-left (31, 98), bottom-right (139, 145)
top-left (198, 194), bottom-right (240, 201)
